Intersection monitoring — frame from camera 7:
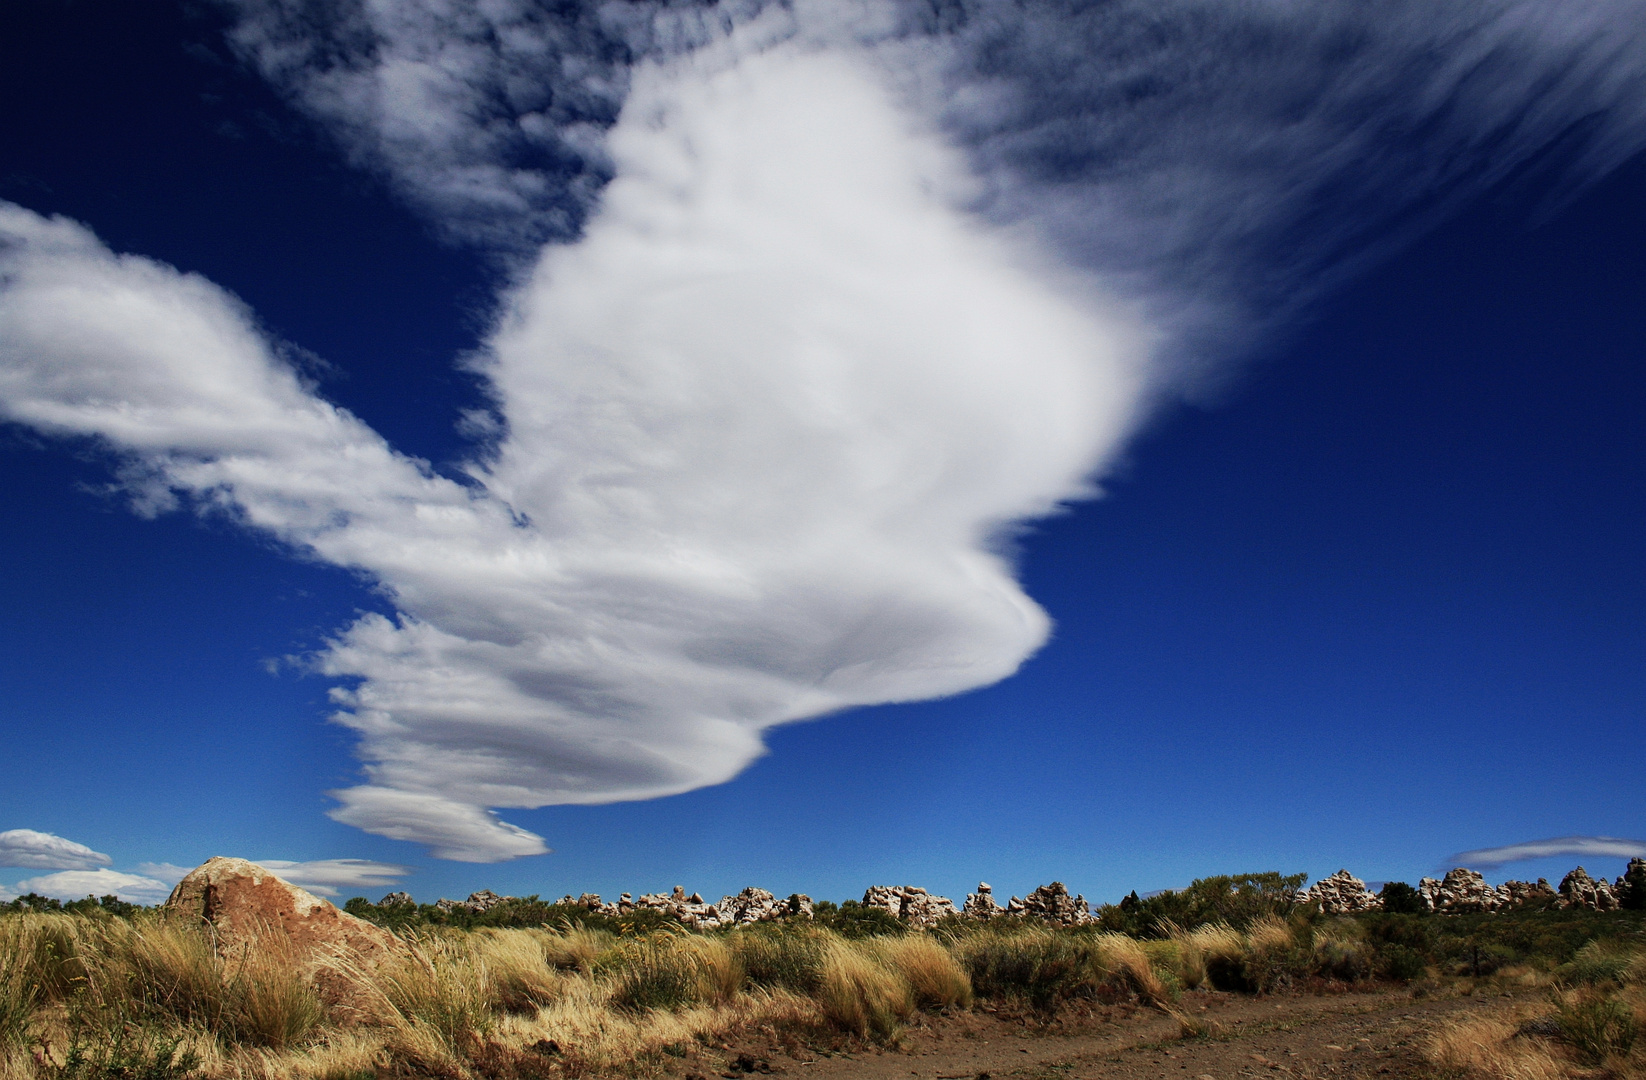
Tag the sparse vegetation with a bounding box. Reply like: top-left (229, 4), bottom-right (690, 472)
top-left (5, 876), bottom-right (1644, 1079)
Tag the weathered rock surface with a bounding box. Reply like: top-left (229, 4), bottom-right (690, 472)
top-left (376, 891), bottom-right (414, 908)
top-left (1558, 867), bottom-right (1619, 911)
top-left (553, 885), bottom-right (811, 928)
top-left (1419, 869), bottom-right (1502, 913)
top-left (165, 857), bottom-right (400, 1016)
top-left (1007, 881), bottom-right (1093, 925)
top-left (1299, 870), bottom-right (1381, 913)
top-left (1496, 878), bottom-right (1557, 908)
top-left (861, 885), bottom-right (957, 928)
top-left (963, 882), bottom-right (1002, 919)
top-left (436, 889), bottom-right (510, 914)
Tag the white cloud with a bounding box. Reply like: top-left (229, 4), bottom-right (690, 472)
top-left (0, 829), bottom-right (113, 870)
top-left (134, 862), bottom-right (195, 885)
top-left (12, 869), bottom-right (171, 905)
top-left (0, 41), bottom-right (1144, 861)
top-left (1451, 836), bottom-right (1646, 871)
top-left (254, 858), bottom-right (411, 897)
top-left (7, 0), bottom-right (1646, 862)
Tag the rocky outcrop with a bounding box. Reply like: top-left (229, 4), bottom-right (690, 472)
top-left (165, 857), bottom-right (400, 1017)
top-left (553, 885), bottom-right (811, 928)
top-left (376, 891), bottom-right (414, 909)
top-left (1419, 869), bottom-right (1502, 913)
top-left (1007, 882), bottom-right (1093, 925)
top-left (436, 889), bottom-right (509, 914)
top-left (1496, 878), bottom-right (1558, 908)
top-left (861, 885), bottom-right (957, 928)
top-left (1558, 867), bottom-right (1618, 911)
top-left (963, 882), bottom-right (1002, 919)
top-left (1299, 870), bottom-right (1381, 913)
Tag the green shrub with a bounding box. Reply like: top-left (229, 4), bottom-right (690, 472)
top-left (949, 925), bottom-right (1154, 1009)
top-left (811, 901), bottom-right (906, 939)
top-left (1557, 940), bottom-right (1636, 987)
top-left (604, 934), bottom-right (739, 1012)
top-left (1378, 882), bottom-right (1423, 915)
top-left (1557, 992), bottom-right (1637, 1064)
top-left (728, 927), bottom-right (825, 993)
top-left (1093, 872), bottom-right (1306, 936)
top-left (1379, 944), bottom-right (1427, 982)
top-left (49, 1023), bottom-right (200, 1080)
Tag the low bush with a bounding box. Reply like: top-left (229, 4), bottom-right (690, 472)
top-left (728, 926), bottom-right (826, 993)
top-left (1556, 989), bottom-right (1638, 1064)
top-left (1557, 939), bottom-right (1636, 987)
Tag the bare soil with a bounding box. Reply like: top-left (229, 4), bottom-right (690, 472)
top-left (654, 986), bottom-right (1533, 1080)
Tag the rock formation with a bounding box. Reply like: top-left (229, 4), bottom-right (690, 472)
top-left (1558, 867), bottom-right (1619, 911)
top-left (552, 885), bottom-right (810, 928)
top-left (861, 885), bottom-right (957, 928)
top-left (436, 889), bottom-right (509, 914)
top-left (1418, 868), bottom-right (1502, 913)
top-left (376, 891), bottom-right (414, 908)
top-left (1496, 878), bottom-right (1557, 908)
top-left (1299, 870), bottom-right (1381, 913)
top-left (1007, 882), bottom-right (1093, 925)
top-left (165, 857), bottom-right (400, 1016)
top-left (963, 882), bottom-right (1002, 919)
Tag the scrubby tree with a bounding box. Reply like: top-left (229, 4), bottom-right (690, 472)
top-left (1379, 881), bottom-right (1424, 914)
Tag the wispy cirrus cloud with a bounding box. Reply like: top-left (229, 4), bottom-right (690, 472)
top-left (4, 0), bottom-right (1646, 861)
top-left (1450, 836), bottom-right (1646, 871)
top-left (0, 829), bottom-right (113, 870)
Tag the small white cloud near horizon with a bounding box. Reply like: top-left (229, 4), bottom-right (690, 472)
top-left (134, 862), bottom-right (195, 886)
top-left (12, 868), bottom-right (171, 905)
top-left (254, 858), bottom-right (412, 897)
top-left (1449, 836), bottom-right (1646, 871)
top-left (0, 829), bottom-right (113, 871)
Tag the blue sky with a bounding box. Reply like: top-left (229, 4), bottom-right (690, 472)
top-left (1, 0), bottom-right (1643, 907)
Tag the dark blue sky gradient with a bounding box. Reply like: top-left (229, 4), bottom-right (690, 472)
top-left (1, 1), bottom-right (1641, 904)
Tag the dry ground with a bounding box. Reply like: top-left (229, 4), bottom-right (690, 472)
top-left (645, 986), bottom-right (1539, 1080)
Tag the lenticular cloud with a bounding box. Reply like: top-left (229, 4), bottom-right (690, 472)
top-left (7, 0), bottom-right (1646, 862)
top-left (0, 40), bottom-right (1145, 861)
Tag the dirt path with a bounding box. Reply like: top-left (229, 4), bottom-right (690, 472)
top-left (669, 987), bottom-right (1531, 1080)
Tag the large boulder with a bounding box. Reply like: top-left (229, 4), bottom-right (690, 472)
top-left (167, 857), bottom-right (399, 959)
top-left (861, 885), bottom-right (957, 928)
top-left (165, 857), bottom-right (400, 1016)
top-left (1299, 870), bottom-right (1381, 914)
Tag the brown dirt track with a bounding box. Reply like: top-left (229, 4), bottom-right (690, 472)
top-left (657, 986), bottom-right (1532, 1080)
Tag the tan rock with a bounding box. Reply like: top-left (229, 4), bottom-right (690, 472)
top-left (165, 857), bottom-right (401, 1018)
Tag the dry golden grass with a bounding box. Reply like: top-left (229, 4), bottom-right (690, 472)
top-left (1091, 932), bottom-right (1169, 1004)
top-left (864, 934), bottom-right (971, 1009)
top-left (1426, 1006), bottom-right (1571, 1080)
top-left (1166, 921), bottom-right (1242, 990)
top-left (818, 939), bottom-right (914, 1039)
